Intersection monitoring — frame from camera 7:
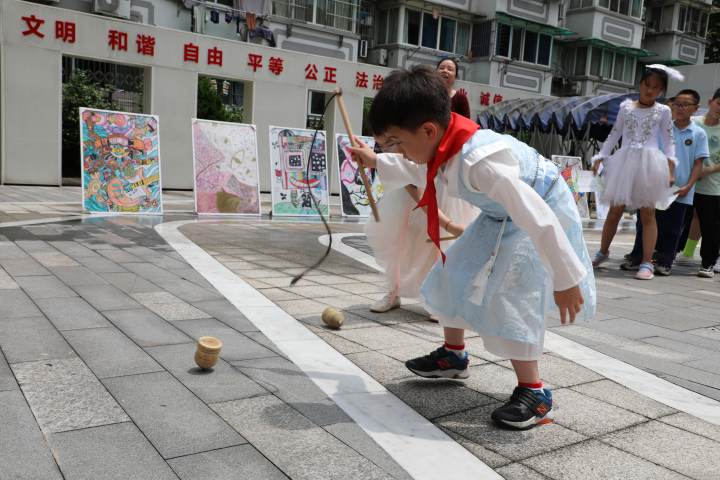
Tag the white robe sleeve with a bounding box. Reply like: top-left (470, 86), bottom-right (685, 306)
top-left (592, 105), bottom-right (624, 162)
top-left (660, 107), bottom-right (677, 165)
top-left (463, 143), bottom-right (587, 291)
top-left (375, 153), bottom-right (426, 190)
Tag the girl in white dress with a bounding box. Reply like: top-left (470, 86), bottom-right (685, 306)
top-left (592, 65), bottom-right (682, 280)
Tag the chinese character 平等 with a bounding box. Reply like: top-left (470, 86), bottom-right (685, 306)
top-left (248, 53), bottom-right (263, 72)
top-left (269, 57), bottom-right (284, 75)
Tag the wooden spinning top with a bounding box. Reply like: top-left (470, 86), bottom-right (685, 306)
top-left (195, 336), bottom-right (223, 370)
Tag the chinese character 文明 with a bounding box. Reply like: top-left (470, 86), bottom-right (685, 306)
top-left (55, 21), bottom-right (75, 43)
top-left (493, 94), bottom-right (503, 104)
top-left (208, 47), bottom-right (223, 66)
top-left (323, 66), bottom-right (337, 83)
top-left (268, 57), bottom-right (284, 76)
top-left (480, 92), bottom-right (490, 106)
top-left (248, 53), bottom-right (263, 72)
top-left (305, 64), bottom-right (318, 80)
top-left (108, 30), bottom-right (128, 51)
top-left (136, 34), bottom-right (155, 56)
top-left (355, 72), bottom-right (368, 88)
top-left (22, 14), bottom-right (45, 38)
top-left (372, 74), bottom-right (384, 90)
top-left (183, 43), bottom-right (199, 63)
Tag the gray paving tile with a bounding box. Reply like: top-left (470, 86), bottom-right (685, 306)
top-left (103, 371), bottom-right (245, 459)
top-left (0, 289), bottom-right (42, 317)
top-left (462, 363), bottom-right (523, 401)
top-left (551, 388), bottom-right (646, 436)
top-left (49, 240), bottom-right (100, 258)
top-left (0, 390), bottom-right (63, 480)
top-left (533, 353), bottom-right (603, 388)
top-left (174, 319), bottom-right (275, 361)
top-left (437, 403), bottom-right (587, 461)
top-left (523, 439), bottom-right (686, 480)
top-left (345, 351), bottom-right (415, 383)
top-left (332, 326), bottom-right (436, 351)
top-left (658, 374), bottom-right (720, 402)
top-left (212, 395), bottom-right (393, 480)
top-left (145, 343), bottom-right (267, 403)
top-left (190, 299), bottom-right (258, 332)
top-left (77, 256), bottom-right (129, 273)
top-left (99, 249), bottom-right (142, 263)
top-left (48, 265), bottom-right (109, 286)
top-left (74, 284), bottom-right (142, 311)
top-left (297, 310), bottom-right (379, 330)
top-left (0, 241), bottom-right (30, 260)
top-left (15, 274), bottom-right (77, 299)
top-left (63, 327), bottom-right (162, 378)
top-left (0, 266), bottom-right (19, 289)
top-left (570, 380), bottom-right (677, 418)
top-left (440, 427), bottom-right (511, 469)
top-left (168, 445), bottom-right (288, 480)
top-left (232, 355), bottom-right (351, 426)
top-left (386, 378), bottom-right (496, 419)
top-left (496, 463), bottom-right (548, 480)
top-left (103, 272), bottom-right (163, 294)
top-left (49, 422), bottom-right (179, 480)
top-left (103, 309), bottom-right (191, 347)
top-left (348, 306), bottom-right (430, 325)
top-left (275, 298), bottom-right (332, 315)
top-left (12, 357), bottom-right (128, 433)
top-left (602, 420), bottom-right (720, 480)
top-left (0, 352), bottom-right (17, 391)
top-left (0, 316), bottom-right (75, 363)
top-left (324, 422), bottom-right (413, 480)
top-left (144, 302), bottom-right (212, 321)
top-left (658, 412), bottom-right (720, 443)
top-left (0, 257), bottom-right (51, 276)
top-left (243, 331), bottom-right (287, 358)
top-left (36, 297), bottom-right (110, 330)
top-left (307, 327), bottom-right (370, 354)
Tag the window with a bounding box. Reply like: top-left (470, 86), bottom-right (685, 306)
top-left (600, 0), bottom-right (641, 18)
top-left (471, 21), bottom-right (491, 57)
top-left (601, 50), bottom-right (612, 77)
top-left (537, 34), bottom-right (551, 66)
top-left (455, 22), bottom-right (470, 55)
top-left (523, 31), bottom-right (538, 63)
top-left (590, 47), bottom-right (601, 75)
top-left (612, 53), bottom-right (624, 81)
top-left (569, 0), bottom-right (592, 8)
top-left (272, 0), bottom-right (358, 32)
top-left (511, 28), bottom-right (522, 59)
top-left (575, 46), bottom-right (587, 75)
top-left (677, 5), bottom-right (709, 38)
top-left (439, 18), bottom-right (456, 52)
top-left (405, 9), bottom-right (421, 45)
top-left (495, 23), bottom-right (511, 57)
top-left (646, 6), bottom-right (662, 31)
top-left (624, 56), bottom-right (635, 83)
top-left (388, 8), bottom-right (398, 43)
top-left (421, 12), bottom-right (439, 48)
top-left (376, 9), bottom-right (387, 43)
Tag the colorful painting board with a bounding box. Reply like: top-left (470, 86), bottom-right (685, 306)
top-left (191, 119), bottom-right (261, 215)
top-left (335, 134), bottom-right (384, 217)
top-left (552, 155), bottom-right (589, 219)
top-left (269, 126), bottom-right (329, 216)
top-left (80, 108), bottom-right (162, 214)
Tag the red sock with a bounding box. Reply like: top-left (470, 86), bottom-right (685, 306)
top-left (443, 343), bottom-right (466, 357)
top-left (519, 381), bottom-right (543, 390)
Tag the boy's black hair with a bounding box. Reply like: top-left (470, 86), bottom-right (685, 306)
top-left (640, 66), bottom-right (668, 92)
top-left (436, 57), bottom-right (459, 71)
top-left (675, 89), bottom-right (700, 105)
top-left (368, 66), bottom-right (451, 135)
top-left (712, 88), bottom-right (720, 101)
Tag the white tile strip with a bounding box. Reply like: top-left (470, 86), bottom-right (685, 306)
top-left (156, 221), bottom-right (501, 480)
top-left (325, 234), bottom-right (720, 426)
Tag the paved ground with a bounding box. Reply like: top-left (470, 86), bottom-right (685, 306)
top-left (1, 186), bottom-right (720, 479)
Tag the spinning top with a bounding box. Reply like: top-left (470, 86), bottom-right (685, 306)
top-left (195, 336), bottom-right (223, 370)
top-left (321, 307), bottom-right (344, 330)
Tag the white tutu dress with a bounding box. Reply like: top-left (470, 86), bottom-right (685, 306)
top-left (593, 100), bottom-right (676, 209)
top-left (365, 154), bottom-right (479, 298)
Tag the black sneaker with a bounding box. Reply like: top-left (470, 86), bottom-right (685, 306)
top-left (405, 346), bottom-right (469, 379)
top-left (491, 386), bottom-right (553, 430)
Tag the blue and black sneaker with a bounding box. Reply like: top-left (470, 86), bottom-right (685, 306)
top-left (491, 386), bottom-right (553, 430)
top-left (405, 346), bottom-right (470, 379)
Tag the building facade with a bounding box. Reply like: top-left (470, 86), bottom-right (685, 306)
top-left (0, 0), bottom-right (713, 188)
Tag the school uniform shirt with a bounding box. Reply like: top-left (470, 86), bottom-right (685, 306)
top-left (692, 116), bottom-right (720, 197)
top-left (673, 121), bottom-right (709, 205)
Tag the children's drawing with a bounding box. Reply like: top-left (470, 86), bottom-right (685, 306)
top-left (269, 126), bottom-right (329, 216)
top-left (336, 134), bottom-right (384, 216)
top-left (192, 119), bottom-right (261, 215)
top-left (80, 108), bottom-right (162, 214)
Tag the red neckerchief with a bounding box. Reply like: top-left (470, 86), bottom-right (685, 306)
top-left (415, 113), bottom-right (479, 263)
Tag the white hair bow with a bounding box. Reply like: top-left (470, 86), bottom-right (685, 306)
top-left (647, 64), bottom-right (685, 82)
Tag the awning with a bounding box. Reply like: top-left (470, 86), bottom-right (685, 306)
top-left (561, 37), bottom-right (656, 57)
top-left (496, 12), bottom-right (575, 36)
